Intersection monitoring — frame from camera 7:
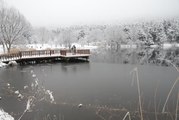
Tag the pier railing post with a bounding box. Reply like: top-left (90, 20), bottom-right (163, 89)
top-left (60, 50), bottom-right (67, 56)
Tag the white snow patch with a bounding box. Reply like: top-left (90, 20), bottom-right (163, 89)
top-left (18, 94), bottom-right (24, 99)
top-left (0, 45), bottom-right (5, 54)
top-left (46, 90), bottom-right (55, 103)
top-left (7, 83), bottom-right (10, 87)
top-left (71, 43), bottom-right (82, 48)
top-left (120, 44), bottom-right (137, 49)
top-left (78, 104), bottom-right (83, 108)
top-left (34, 80), bottom-right (38, 87)
top-left (0, 109), bottom-right (14, 120)
top-left (24, 85), bottom-right (28, 89)
top-left (174, 44), bottom-right (179, 48)
top-left (31, 83), bottom-right (34, 88)
top-left (70, 43), bottom-right (98, 50)
top-left (25, 44), bottom-right (64, 50)
top-left (83, 45), bottom-right (98, 50)
top-left (14, 90), bottom-right (19, 94)
top-left (8, 61), bottom-right (17, 66)
top-left (150, 45), bottom-right (159, 48)
top-left (32, 74), bottom-right (36, 78)
top-left (0, 61), bottom-right (7, 68)
top-left (26, 97), bottom-right (33, 111)
top-left (162, 43), bottom-right (172, 49)
top-left (30, 70), bottom-right (34, 74)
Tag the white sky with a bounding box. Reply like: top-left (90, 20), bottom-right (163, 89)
top-left (5, 0), bottom-right (179, 27)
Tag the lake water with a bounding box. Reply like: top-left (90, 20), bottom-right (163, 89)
top-left (0, 48), bottom-right (179, 120)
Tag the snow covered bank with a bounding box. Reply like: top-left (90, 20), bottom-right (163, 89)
top-left (174, 44), bottom-right (179, 48)
top-left (0, 61), bottom-right (7, 68)
top-left (162, 43), bottom-right (172, 49)
top-left (83, 45), bottom-right (98, 50)
top-left (25, 44), bottom-right (65, 50)
top-left (162, 43), bottom-right (179, 49)
top-left (1, 43), bottom-right (178, 55)
top-left (25, 44), bottom-right (98, 51)
top-left (0, 45), bottom-right (4, 53)
top-left (150, 45), bottom-right (159, 48)
top-left (0, 109), bottom-right (14, 120)
top-left (0, 61), bottom-right (18, 68)
top-left (120, 44), bottom-right (137, 49)
top-left (8, 61), bottom-right (18, 66)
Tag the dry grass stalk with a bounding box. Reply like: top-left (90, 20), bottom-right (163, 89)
top-left (130, 67), bottom-right (143, 120)
top-left (154, 80), bottom-right (160, 120)
top-left (175, 90), bottom-right (179, 120)
top-left (17, 97), bottom-right (34, 120)
top-left (162, 77), bottom-right (179, 113)
top-left (122, 112), bottom-right (131, 120)
top-left (156, 58), bottom-right (179, 114)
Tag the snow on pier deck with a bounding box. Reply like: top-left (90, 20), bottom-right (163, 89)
top-left (0, 49), bottom-right (90, 64)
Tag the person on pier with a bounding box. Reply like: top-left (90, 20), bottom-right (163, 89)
top-left (71, 45), bottom-right (76, 55)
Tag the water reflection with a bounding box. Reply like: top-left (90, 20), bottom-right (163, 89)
top-left (60, 62), bottom-right (90, 73)
top-left (91, 47), bottom-right (179, 67)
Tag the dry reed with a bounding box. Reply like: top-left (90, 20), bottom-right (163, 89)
top-left (122, 111), bottom-right (131, 120)
top-left (130, 67), bottom-right (143, 120)
top-left (175, 90), bottom-right (179, 120)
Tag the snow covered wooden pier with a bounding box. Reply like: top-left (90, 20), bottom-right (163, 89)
top-left (0, 49), bottom-right (90, 64)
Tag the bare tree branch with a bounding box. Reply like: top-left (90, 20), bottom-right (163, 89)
top-left (0, 6), bottom-right (31, 53)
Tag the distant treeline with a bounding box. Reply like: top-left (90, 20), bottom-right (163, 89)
top-left (30, 18), bottom-right (179, 50)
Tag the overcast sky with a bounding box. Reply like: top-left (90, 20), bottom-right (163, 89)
top-left (5, 0), bottom-right (179, 27)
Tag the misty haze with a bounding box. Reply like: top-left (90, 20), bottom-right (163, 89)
top-left (0, 0), bottom-right (179, 120)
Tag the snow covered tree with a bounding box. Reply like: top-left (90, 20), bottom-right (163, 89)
top-left (77, 30), bottom-right (85, 40)
top-left (60, 29), bottom-right (75, 48)
top-left (33, 27), bottom-right (51, 45)
top-left (0, 7), bottom-right (31, 53)
top-left (86, 28), bottom-right (104, 45)
top-left (108, 26), bottom-right (129, 50)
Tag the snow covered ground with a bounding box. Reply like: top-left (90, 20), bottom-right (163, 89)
top-left (0, 45), bottom-right (4, 54)
top-left (0, 109), bottom-right (14, 120)
top-left (162, 43), bottom-right (173, 49)
top-left (25, 43), bottom-right (99, 50)
top-left (25, 44), bottom-right (65, 50)
top-left (0, 43), bottom-right (98, 54)
top-left (0, 43), bottom-right (178, 55)
top-left (162, 43), bottom-right (179, 49)
top-left (0, 61), bottom-right (7, 67)
top-left (120, 44), bottom-right (137, 49)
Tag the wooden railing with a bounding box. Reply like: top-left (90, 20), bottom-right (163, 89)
top-left (0, 53), bottom-right (21, 61)
top-left (20, 49), bottom-right (61, 57)
top-left (77, 49), bottom-right (90, 54)
top-left (0, 49), bottom-right (90, 61)
top-left (60, 49), bottom-right (90, 56)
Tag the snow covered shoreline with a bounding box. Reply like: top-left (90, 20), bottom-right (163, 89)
top-left (0, 60), bottom-right (18, 68)
top-left (0, 61), bottom-right (7, 68)
top-left (0, 43), bottom-right (178, 54)
top-left (0, 109), bottom-right (14, 120)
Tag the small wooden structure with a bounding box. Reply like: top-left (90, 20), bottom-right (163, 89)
top-left (0, 49), bottom-right (90, 64)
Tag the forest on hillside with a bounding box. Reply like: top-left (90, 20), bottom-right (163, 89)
top-left (31, 18), bottom-right (179, 50)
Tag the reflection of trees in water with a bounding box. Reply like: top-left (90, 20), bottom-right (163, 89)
top-left (144, 48), bottom-right (179, 66)
top-left (92, 48), bottom-right (179, 67)
top-left (60, 62), bottom-right (90, 73)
